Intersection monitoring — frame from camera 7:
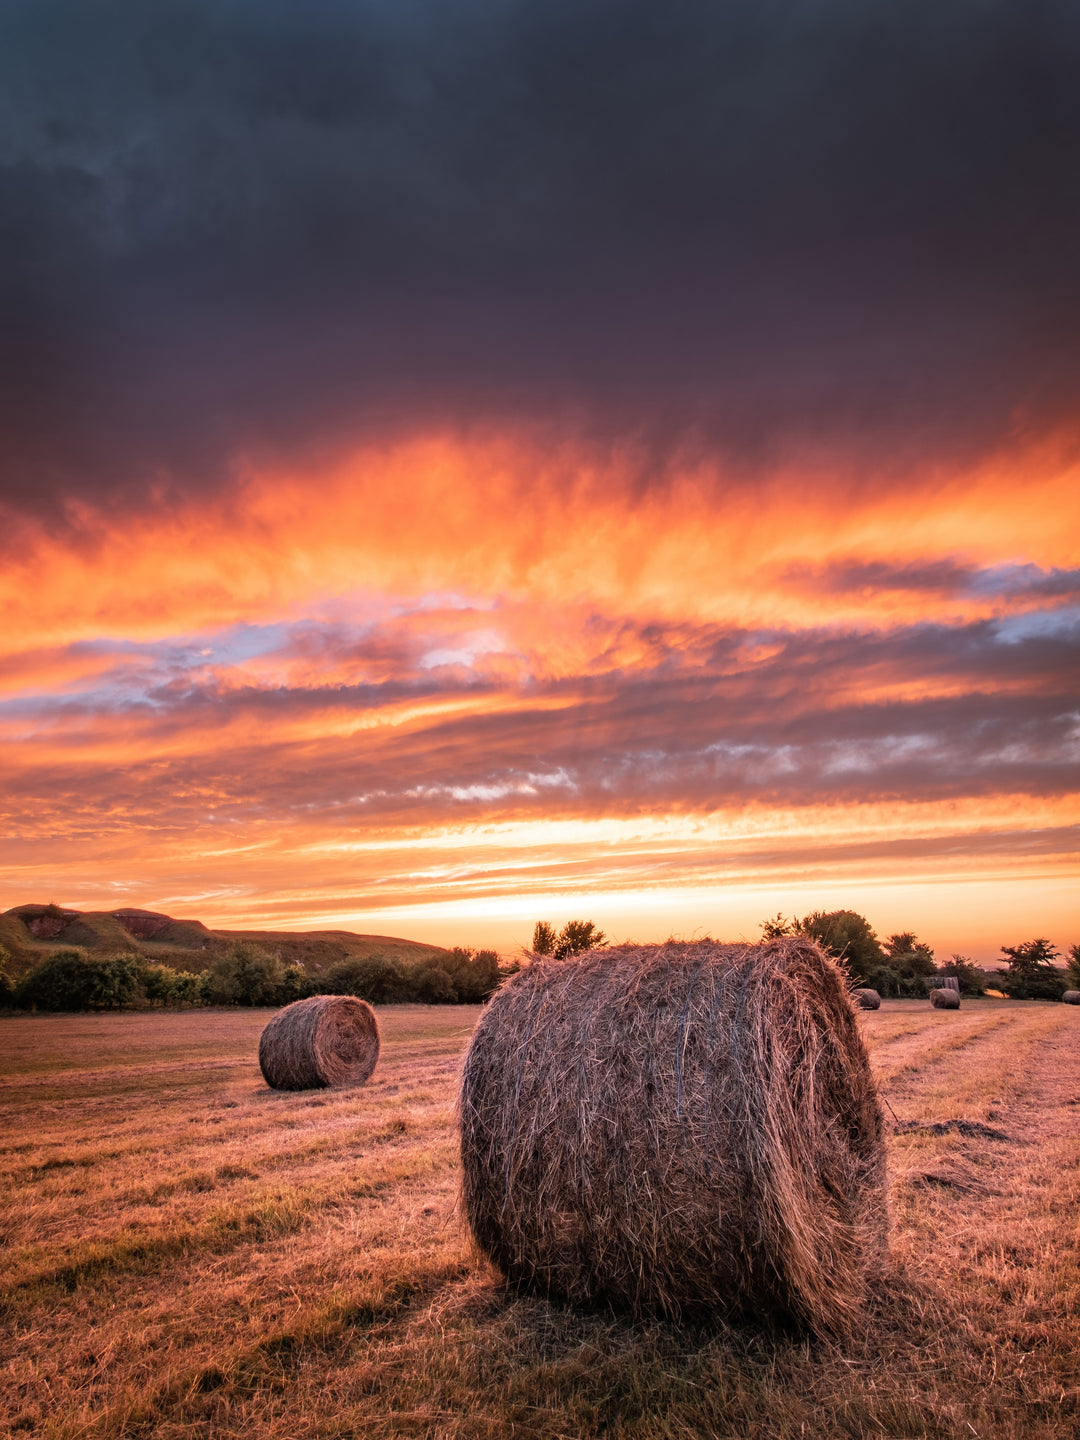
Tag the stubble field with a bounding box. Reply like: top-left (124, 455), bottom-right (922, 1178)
top-left (1, 999), bottom-right (1078, 1439)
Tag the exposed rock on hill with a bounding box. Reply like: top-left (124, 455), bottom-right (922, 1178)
top-left (0, 904), bottom-right (445, 975)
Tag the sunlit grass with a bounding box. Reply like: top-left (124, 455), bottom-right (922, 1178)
top-left (1, 999), bottom-right (1078, 1438)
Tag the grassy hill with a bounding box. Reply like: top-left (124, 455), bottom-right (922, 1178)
top-left (0, 904), bottom-right (446, 976)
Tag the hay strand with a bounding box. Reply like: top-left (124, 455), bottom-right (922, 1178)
top-left (459, 937), bottom-right (886, 1334)
top-left (1063, 990), bottom-right (1080, 1005)
top-left (853, 987), bottom-right (881, 1010)
top-left (258, 995), bottom-right (379, 1090)
top-left (930, 987), bottom-right (960, 1009)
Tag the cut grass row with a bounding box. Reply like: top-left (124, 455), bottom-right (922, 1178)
top-left (1, 1000), bottom-right (1077, 1438)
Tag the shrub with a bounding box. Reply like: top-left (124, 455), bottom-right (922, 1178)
top-left (322, 954), bottom-right (407, 1004)
top-left (14, 950), bottom-right (146, 1011)
top-left (881, 932), bottom-right (937, 995)
top-left (414, 965), bottom-right (458, 1003)
top-left (1067, 943), bottom-right (1080, 990)
top-left (0, 944), bottom-right (13, 1008)
top-left (442, 947), bottom-right (501, 1003)
top-left (937, 954), bottom-right (987, 996)
top-left (89, 954), bottom-right (145, 1009)
top-left (201, 943), bottom-right (295, 1006)
top-left (166, 970), bottom-right (206, 1006)
top-left (1000, 939), bottom-right (1067, 1000)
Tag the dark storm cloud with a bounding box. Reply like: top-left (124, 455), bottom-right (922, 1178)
top-left (3, 0), bottom-right (1080, 515)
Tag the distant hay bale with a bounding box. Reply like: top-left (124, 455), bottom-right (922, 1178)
top-left (258, 995), bottom-right (379, 1090)
top-left (930, 987), bottom-right (960, 1009)
top-left (853, 987), bottom-right (881, 1010)
top-left (1063, 991), bottom-right (1080, 1006)
top-left (459, 937), bottom-right (886, 1334)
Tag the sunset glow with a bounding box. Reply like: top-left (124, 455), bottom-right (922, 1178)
top-left (2, 2), bottom-right (1078, 960)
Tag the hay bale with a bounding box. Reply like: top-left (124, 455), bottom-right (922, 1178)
top-left (459, 937), bottom-right (886, 1333)
top-left (853, 987), bottom-right (881, 1010)
top-left (930, 987), bottom-right (960, 1009)
top-left (1063, 990), bottom-right (1080, 1005)
top-left (258, 995), bottom-right (379, 1090)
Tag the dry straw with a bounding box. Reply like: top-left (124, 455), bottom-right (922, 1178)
top-left (1063, 990), bottom-right (1080, 1006)
top-left (258, 995), bottom-right (379, 1090)
top-left (459, 937), bottom-right (886, 1334)
top-left (930, 987), bottom-right (960, 1009)
top-left (853, 987), bottom-right (881, 1010)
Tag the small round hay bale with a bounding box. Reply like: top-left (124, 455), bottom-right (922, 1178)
top-left (259, 995), bottom-right (379, 1090)
top-left (1063, 990), bottom-right (1080, 1005)
top-left (930, 987), bottom-right (960, 1009)
top-left (459, 937), bottom-right (886, 1334)
top-left (853, 987), bottom-right (881, 1010)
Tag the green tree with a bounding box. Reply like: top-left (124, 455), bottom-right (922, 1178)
top-left (937, 953), bottom-right (986, 996)
top-left (552, 920), bottom-right (606, 960)
top-left (1000, 939), bottom-right (1066, 1000)
top-left (167, 970), bottom-right (206, 1006)
top-left (531, 919), bottom-right (607, 960)
top-left (201, 943), bottom-right (293, 1006)
top-left (760, 913), bottom-right (797, 939)
top-left (532, 921), bottom-right (557, 955)
top-left (16, 951), bottom-right (100, 1010)
top-left (1067, 943), bottom-right (1080, 990)
top-left (414, 965), bottom-right (458, 1003)
top-left (88, 954), bottom-right (144, 1010)
top-left (442, 947), bottom-right (501, 1003)
top-left (882, 931), bottom-right (938, 996)
top-left (323, 954), bottom-right (407, 1004)
top-left (140, 962), bottom-right (176, 1006)
top-left (798, 910), bottom-right (884, 986)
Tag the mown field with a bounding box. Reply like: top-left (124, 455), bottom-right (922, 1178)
top-left (1, 1000), bottom-right (1078, 1439)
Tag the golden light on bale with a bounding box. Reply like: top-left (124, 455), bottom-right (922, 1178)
top-left (853, 987), bottom-right (881, 1010)
top-left (1063, 991), bottom-right (1080, 1006)
top-left (459, 937), bottom-right (886, 1335)
top-left (930, 987), bottom-right (961, 1009)
top-left (258, 995), bottom-right (380, 1090)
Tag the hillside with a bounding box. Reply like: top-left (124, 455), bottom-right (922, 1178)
top-left (0, 904), bottom-right (446, 975)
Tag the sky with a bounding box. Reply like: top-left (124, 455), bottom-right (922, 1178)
top-left (1, 0), bottom-right (1078, 961)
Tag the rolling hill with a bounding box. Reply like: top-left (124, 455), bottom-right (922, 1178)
top-left (0, 904), bottom-right (446, 976)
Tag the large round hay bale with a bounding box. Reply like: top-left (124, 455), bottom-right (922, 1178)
top-left (1063, 990), bottom-right (1080, 1005)
top-left (853, 987), bottom-right (881, 1010)
top-left (259, 995), bottom-right (379, 1090)
top-left (459, 937), bottom-right (886, 1333)
top-left (930, 987), bottom-right (960, 1009)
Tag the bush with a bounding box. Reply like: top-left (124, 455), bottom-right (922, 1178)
top-left (937, 954), bottom-right (987, 996)
top-left (442, 947), bottom-right (501, 1003)
top-left (1067, 943), bottom-right (1080, 990)
top-left (999, 939), bottom-right (1067, 1000)
top-left (0, 944), bottom-right (13, 1008)
top-left (200, 943), bottom-right (297, 1006)
top-left (15, 950), bottom-right (146, 1011)
top-left (322, 954), bottom-right (407, 1004)
top-left (414, 965), bottom-right (458, 1003)
top-left (166, 970), bottom-right (206, 1005)
top-left (861, 963), bottom-right (902, 998)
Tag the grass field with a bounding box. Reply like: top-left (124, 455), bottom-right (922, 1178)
top-left (1, 999), bottom-right (1078, 1439)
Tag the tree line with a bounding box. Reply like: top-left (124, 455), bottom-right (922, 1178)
top-left (0, 941), bottom-right (505, 1012)
top-left (3, 910), bottom-right (1076, 1012)
top-left (760, 910), bottom-right (1079, 1000)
